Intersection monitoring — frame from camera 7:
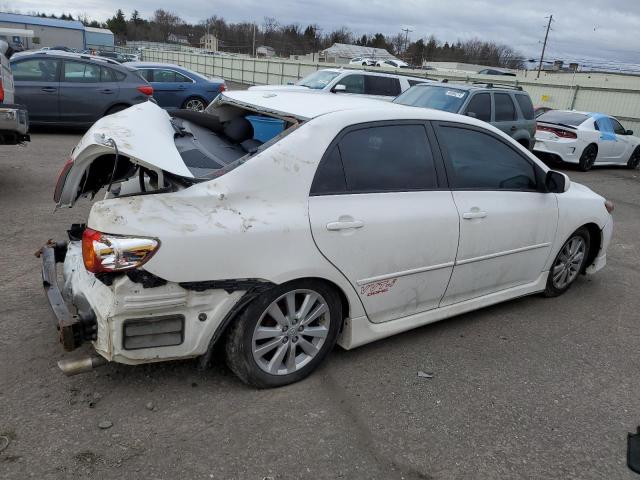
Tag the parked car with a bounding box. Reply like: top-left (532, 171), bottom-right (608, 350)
top-left (376, 59), bottom-right (409, 68)
top-left (11, 51), bottom-right (154, 126)
top-left (478, 68), bottom-right (517, 77)
top-left (535, 105), bottom-right (553, 118)
top-left (534, 110), bottom-right (640, 171)
top-left (95, 50), bottom-right (127, 63)
top-left (128, 62), bottom-right (226, 111)
top-left (43, 90), bottom-right (613, 387)
top-left (122, 53), bottom-right (140, 62)
top-left (250, 68), bottom-right (432, 101)
top-left (0, 39), bottom-right (29, 144)
top-left (394, 82), bottom-right (537, 149)
top-left (348, 57), bottom-right (375, 66)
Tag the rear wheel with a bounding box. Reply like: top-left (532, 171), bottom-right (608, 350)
top-left (578, 144), bottom-right (598, 171)
top-left (224, 280), bottom-right (342, 388)
top-left (182, 97), bottom-right (207, 112)
top-left (627, 147), bottom-right (640, 169)
top-left (543, 227), bottom-right (590, 297)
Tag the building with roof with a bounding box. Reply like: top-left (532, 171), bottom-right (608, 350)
top-left (84, 27), bottom-right (114, 48)
top-left (320, 43), bottom-right (398, 64)
top-left (167, 33), bottom-right (189, 45)
top-left (0, 12), bottom-right (114, 50)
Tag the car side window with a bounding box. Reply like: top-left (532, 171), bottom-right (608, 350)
top-left (438, 125), bottom-right (537, 190)
top-left (610, 118), bottom-right (626, 135)
top-left (310, 147), bottom-right (347, 195)
top-left (174, 72), bottom-right (193, 83)
top-left (12, 58), bottom-right (59, 82)
top-left (365, 76), bottom-right (401, 96)
top-left (515, 94), bottom-right (535, 120)
top-left (337, 124), bottom-right (437, 192)
top-left (464, 93), bottom-right (491, 122)
top-left (595, 117), bottom-right (613, 133)
top-left (494, 93), bottom-right (516, 121)
top-left (152, 69), bottom-right (177, 82)
top-left (63, 61), bottom-right (101, 83)
top-left (337, 74), bottom-right (364, 94)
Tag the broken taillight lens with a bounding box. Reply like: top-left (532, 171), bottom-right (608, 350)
top-left (137, 85), bottom-right (154, 96)
top-left (82, 228), bottom-right (159, 273)
top-left (218, 83), bottom-right (226, 92)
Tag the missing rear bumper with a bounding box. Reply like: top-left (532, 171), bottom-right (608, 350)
top-left (40, 242), bottom-right (97, 351)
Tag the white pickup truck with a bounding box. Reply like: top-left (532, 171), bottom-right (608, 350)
top-left (0, 34), bottom-right (30, 144)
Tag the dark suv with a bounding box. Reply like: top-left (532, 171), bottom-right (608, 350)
top-left (11, 51), bottom-right (153, 126)
top-left (394, 82), bottom-right (537, 149)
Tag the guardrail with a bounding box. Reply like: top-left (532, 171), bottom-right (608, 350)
top-left (135, 48), bottom-right (640, 133)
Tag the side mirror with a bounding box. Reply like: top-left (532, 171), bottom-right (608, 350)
top-left (545, 170), bottom-right (570, 193)
top-left (626, 129), bottom-right (634, 135)
top-left (332, 84), bottom-right (346, 93)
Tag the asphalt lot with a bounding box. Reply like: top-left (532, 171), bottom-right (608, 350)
top-left (1, 130), bottom-right (639, 480)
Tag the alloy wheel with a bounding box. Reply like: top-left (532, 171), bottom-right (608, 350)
top-left (184, 98), bottom-right (206, 111)
top-left (551, 236), bottom-right (586, 289)
top-left (251, 289), bottom-right (330, 375)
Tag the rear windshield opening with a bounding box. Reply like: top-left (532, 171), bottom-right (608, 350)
top-left (169, 109), bottom-right (296, 179)
top-left (537, 111), bottom-right (589, 127)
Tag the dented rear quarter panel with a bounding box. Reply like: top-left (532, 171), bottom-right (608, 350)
top-left (86, 113), bottom-right (372, 319)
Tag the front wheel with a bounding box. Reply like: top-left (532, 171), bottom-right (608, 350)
top-left (224, 280), bottom-right (342, 388)
top-left (543, 227), bottom-right (591, 297)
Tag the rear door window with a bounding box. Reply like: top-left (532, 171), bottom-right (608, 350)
top-left (494, 93), bottom-right (516, 121)
top-left (335, 124), bottom-right (437, 193)
top-left (337, 74), bottom-right (365, 94)
top-left (464, 93), bottom-right (491, 122)
top-left (12, 58), bottom-right (60, 82)
top-left (515, 94), bottom-right (535, 120)
top-left (63, 61), bottom-right (101, 83)
top-left (365, 76), bottom-right (401, 96)
top-left (152, 69), bottom-right (178, 82)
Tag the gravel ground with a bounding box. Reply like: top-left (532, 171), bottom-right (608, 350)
top-left (0, 129), bottom-right (639, 480)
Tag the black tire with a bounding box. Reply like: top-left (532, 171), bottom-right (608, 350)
top-left (627, 147), bottom-right (640, 169)
top-left (578, 144), bottom-right (598, 171)
top-left (104, 104), bottom-right (130, 116)
top-left (181, 97), bottom-right (207, 112)
top-left (543, 227), bottom-right (591, 297)
top-left (224, 279), bottom-right (342, 388)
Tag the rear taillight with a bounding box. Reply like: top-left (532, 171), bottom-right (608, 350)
top-left (604, 200), bottom-right (614, 214)
top-left (218, 83), bottom-right (226, 92)
top-left (137, 85), bottom-right (153, 96)
top-left (0, 78), bottom-right (4, 103)
top-left (82, 228), bottom-right (159, 274)
top-left (54, 158), bottom-right (74, 202)
top-left (536, 125), bottom-right (577, 139)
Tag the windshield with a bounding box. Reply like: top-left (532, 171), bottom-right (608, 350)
top-left (537, 111), bottom-right (589, 127)
top-left (296, 70), bottom-right (341, 89)
top-left (394, 85), bottom-right (469, 113)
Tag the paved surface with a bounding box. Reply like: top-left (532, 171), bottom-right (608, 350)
top-left (1, 131), bottom-right (639, 480)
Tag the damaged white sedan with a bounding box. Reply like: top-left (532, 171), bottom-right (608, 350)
top-left (41, 90), bottom-right (613, 388)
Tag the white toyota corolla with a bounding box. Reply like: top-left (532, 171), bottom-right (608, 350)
top-left (534, 110), bottom-right (640, 171)
top-left (42, 91), bottom-right (613, 388)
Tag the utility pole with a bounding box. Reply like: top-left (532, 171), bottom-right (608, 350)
top-left (401, 27), bottom-right (413, 56)
top-left (537, 14), bottom-right (553, 79)
top-left (252, 23), bottom-right (256, 57)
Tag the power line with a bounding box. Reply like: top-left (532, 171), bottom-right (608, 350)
top-left (537, 14), bottom-right (553, 79)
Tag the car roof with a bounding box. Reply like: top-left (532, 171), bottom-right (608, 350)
top-left (11, 50), bottom-right (124, 67)
top-left (408, 81), bottom-right (526, 93)
top-left (318, 67), bottom-right (430, 82)
top-left (220, 89), bottom-right (477, 122)
top-left (126, 62), bottom-right (186, 70)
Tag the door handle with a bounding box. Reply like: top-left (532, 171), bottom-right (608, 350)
top-left (462, 210), bottom-right (487, 220)
top-left (41, 87), bottom-right (57, 93)
top-left (326, 220), bottom-right (364, 231)
top-left (99, 89), bottom-right (114, 94)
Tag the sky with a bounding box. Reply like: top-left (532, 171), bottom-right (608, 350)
top-left (8, 0), bottom-right (640, 68)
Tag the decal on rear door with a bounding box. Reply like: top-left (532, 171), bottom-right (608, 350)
top-left (360, 279), bottom-right (398, 297)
